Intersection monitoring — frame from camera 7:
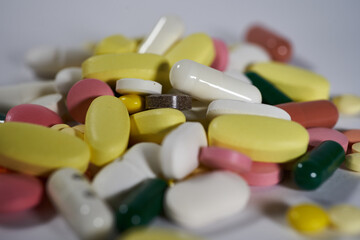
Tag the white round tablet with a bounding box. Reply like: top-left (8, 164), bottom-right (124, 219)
top-left (116, 78), bottom-right (162, 95)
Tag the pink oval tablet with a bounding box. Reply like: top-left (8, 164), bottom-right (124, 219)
top-left (5, 104), bottom-right (63, 127)
top-left (199, 146), bottom-right (252, 173)
top-left (210, 38), bottom-right (229, 71)
top-left (307, 127), bottom-right (348, 152)
top-left (240, 162), bottom-right (282, 186)
top-left (66, 79), bottom-right (114, 123)
top-left (0, 174), bottom-right (43, 213)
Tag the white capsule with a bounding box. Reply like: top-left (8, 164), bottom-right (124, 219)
top-left (138, 15), bottom-right (184, 55)
top-left (206, 99), bottom-right (291, 121)
top-left (26, 46), bottom-right (91, 78)
top-left (227, 43), bottom-right (270, 72)
top-left (30, 93), bottom-right (67, 117)
top-left (170, 59), bottom-right (262, 103)
top-left (0, 81), bottom-right (56, 112)
top-left (116, 78), bottom-right (162, 95)
top-left (55, 67), bottom-right (82, 96)
top-left (47, 168), bottom-right (114, 240)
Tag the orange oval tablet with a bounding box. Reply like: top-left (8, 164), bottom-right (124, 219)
top-left (342, 129), bottom-right (360, 153)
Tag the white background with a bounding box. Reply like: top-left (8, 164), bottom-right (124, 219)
top-left (0, 0), bottom-right (360, 239)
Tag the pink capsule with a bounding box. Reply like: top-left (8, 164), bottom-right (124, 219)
top-left (210, 38), bottom-right (229, 71)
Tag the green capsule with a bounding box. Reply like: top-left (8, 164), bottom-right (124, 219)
top-left (293, 140), bottom-right (345, 190)
top-left (115, 178), bottom-right (167, 232)
top-left (245, 72), bottom-right (293, 105)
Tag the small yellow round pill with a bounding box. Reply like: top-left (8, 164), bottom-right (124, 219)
top-left (119, 94), bottom-right (144, 114)
top-left (287, 204), bottom-right (329, 234)
top-left (328, 204), bottom-right (360, 234)
top-left (120, 228), bottom-right (203, 240)
top-left (352, 142), bottom-right (360, 153)
top-left (345, 153), bottom-right (360, 172)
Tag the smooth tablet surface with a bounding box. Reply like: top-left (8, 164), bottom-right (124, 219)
top-left (67, 79), bottom-right (114, 123)
top-left (206, 99), bottom-right (291, 121)
top-left (54, 67), bottom-right (82, 96)
top-left (208, 115), bottom-right (309, 163)
top-left (145, 94), bottom-right (192, 110)
top-left (240, 162), bottom-right (281, 186)
top-left (165, 33), bottom-right (215, 67)
top-left (121, 228), bottom-right (204, 240)
top-left (164, 171), bottom-right (249, 228)
top-left (199, 146), bottom-right (252, 173)
top-left (210, 38), bottom-right (229, 71)
top-left (287, 204), bottom-right (329, 234)
top-left (160, 122), bottom-right (207, 180)
top-left (85, 96), bottom-right (130, 166)
top-left (95, 34), bottom-right (136, 55)
top-left (130, 108), bottom-right (186, 144)
top-left (328, 204), bottom-right (360, 234)
top-left (307, 128), bottom-right (348, 152)
top-left (345, 153), bottom-right (360, 172)
top-left (116, 78), bottom-right (162, 95)
top-left (332, 94), bottom-right (360, 115)
top-left (6, 104), bottom-right (63, 127)
top-left (0, 173), bottom-right (43, 213)
top-left (248, 62), bottom-right (330, 102)
top-left (119, 95), bottom-right (144, 114)
top-left (30, 93), bottom-right (67, 117)
top-left (0, 122), bottom-right (90, 176)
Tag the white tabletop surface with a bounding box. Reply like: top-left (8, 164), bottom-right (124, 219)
top-left (0, 0), bottom-right (360, 239)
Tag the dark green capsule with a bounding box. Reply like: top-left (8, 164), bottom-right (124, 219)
top-left (293, 140), bottom-right (345, 190)
top-left (0, 113), bottom-right (6, 123)
top-left (115, 178), bottom-right (167, 232)
top-left (245, 72), bottom-right (293, 105)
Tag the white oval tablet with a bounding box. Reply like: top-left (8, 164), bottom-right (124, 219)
top-left (227, 43), bottom-right (270, 72)
top-left (165, 171), bottom-right (250, 228)
top-left (160, 122), bottom-right (207, 180)
top-left (55, 67), bottom-right (82, 96)
top-left (116, 78), bottom-right (162, 95)
top-left (47, 168), bottom-right (113, 240)
top-left (138, 15), bottom-right (184, 55)
top-left (206, 99), bottom-right (291, 121)
top-left (30, 93), bottom-right (67, 117)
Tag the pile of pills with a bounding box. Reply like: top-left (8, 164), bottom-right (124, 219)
top-left (0, 15), bottom-right (360, 239)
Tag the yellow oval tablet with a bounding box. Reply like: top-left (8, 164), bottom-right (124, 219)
top-left (345, 153), bottom-right (360, 172)
top-left (94, 35), bottom-right (136, 55)
top-left (130, 108), bottom-right (185, 144)
top-left (165, 33), bottom-right (215, 67)
top-left (85, 96), bottom-right (130, 166)
top-left (328, 204), bottom-right (360, 234)
top-left (332, 94), bottom-right (360, 115)
top-left (119, 94), bottom-right (144, 114)
top-left (0, 122), bottom-right (90, 176)
top-left (247, 62), bottom-right (330, 102)
top-left (121, 228), bottom-right (203, 240)
top-left (208, 114), bottom-right (309, 163)
top-left (82, 53), bottom-right (170, 90)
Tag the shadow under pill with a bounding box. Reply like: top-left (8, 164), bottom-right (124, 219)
top-left (260, 200), bottom-right (289, 228)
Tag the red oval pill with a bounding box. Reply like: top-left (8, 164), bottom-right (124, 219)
top-left (66, 79), bottom-right (114, 123)
top-left (5, 104), bottom-right (63, 127)
top-left (0, 173), bottom-right (43, 213)
top-left (210, 38), bottom-right (229, 71)
top-left (246, 25), bottom-right (292, 62)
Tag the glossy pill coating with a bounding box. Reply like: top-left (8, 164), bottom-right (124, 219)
top-left (66, 78), bottom-right (114, 123)
top-left (129, 108), bottom-right (185, 144)
top-left (240, 162), bottom-right (282, 186)
top-left (210, 38), bottom-right (229, 71)
top-left (0, 81), bottom-right (56, 112)
top-left (116, 78), bottom-right (162, 95)
top-left (307, 128), bottom-right (348, 152)
top-left (164, 171), bottom-right (250, 228)
top-left (206, 99), bottom-right (291, 121)
top-left (227, 43), bottom-right (270, 72)
top-left (164, 33), bottom-right (215, 67)
top-left (342, 129), bottom-right (360, 152)
top-left (276, 100), bottom-right (339, 129)
top-left (332, 94), bottom-right (360, 115)
top-left (119, 95), bottom-right (144, 114)
top-left (293, 141), bottom-right (345, 190)
top-left (30, 93), bottom-right (67, 118)
top-left (85, 96), bottom-right (130, 167)
top-left (246, 25), bottom-right (292, 62)
top-left (160, 122), bottom-right (207, 180)
top-left (47, 168), bottom-right (114, 240)
top-left (0, 173), bottom-right (43, 213)
top-left (345, 153), bottom-right (360, 172)
top-left (81, 53), bottom-right (171, 90)
top-left (245, 72), bottom-right (293, 105)
top-left (352, 142), bottom-right (360, 153)
top-left (95, 34), bottom-right (136, 55)
top-left (199, 146), bottom-right (252, 173)
top-left (328, 204), bottom-right (360, 234)
top-left (6, 104), bottom-right (63, 127)
top-left (0, 122), bottom-right (90, 176)
top-left (115, 178), bottom-right (167, 232)
top-left (145, 94), bottom-right (192, 110)
top-left (208, 115), bottom-right (309, 163)
top-left (138, 15), bottom-right (184, 55)
top-left (170, 59), bottom-right (262, 103)
top-left (287, 204), bottom-right (329, 234)
top-left (54, 67), bottom-right (82, 96)
top-left (248, 62), bottom-right (330, 102)
top-left (120, 228), bottom-right (204, 240)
